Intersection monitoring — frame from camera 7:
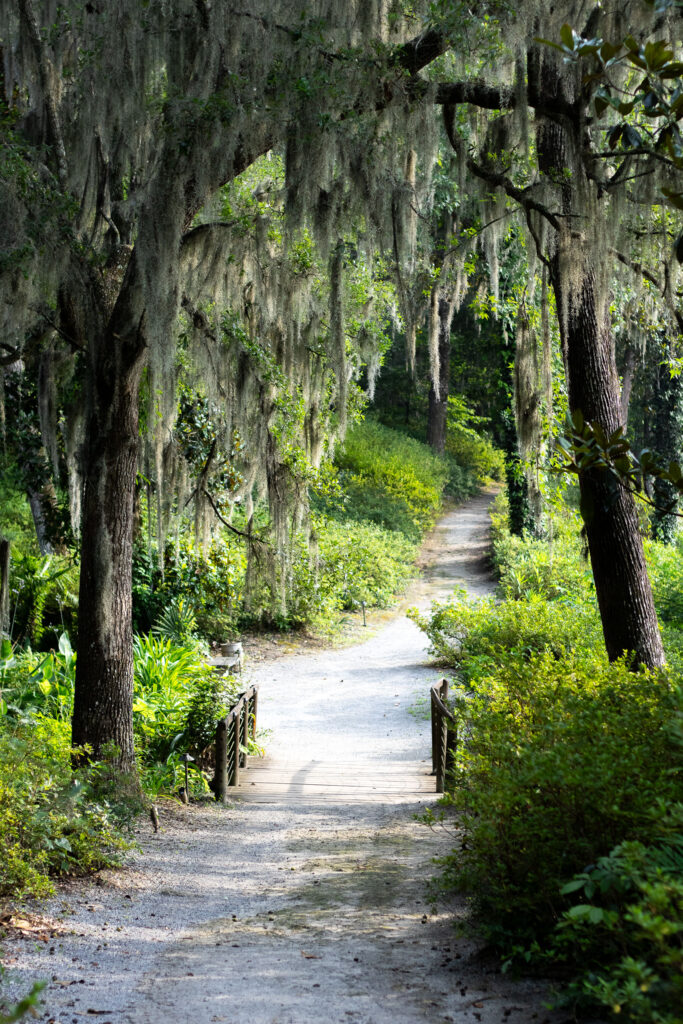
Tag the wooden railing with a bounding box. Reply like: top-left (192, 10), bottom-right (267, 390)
top-left (431, 678), bottom-right (457, 794)
top-left (213, 685), bottom-right (258, 804)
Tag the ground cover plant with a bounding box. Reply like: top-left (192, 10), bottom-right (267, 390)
top-left (414, 496), bottom-right (683, 1024)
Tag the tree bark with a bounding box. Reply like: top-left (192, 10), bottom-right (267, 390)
top-left (427, 296), bottom-right (452, 454)
top-left (536, 55), bottom-right (664, 669)
top-left (71, 256), bottom-right (147, 770)
top-left (551, 259), bottom-right (664, 667)
top-left (619, 344), bottom-right (637, 428)
top-left (649, 341), bottom-right (683, 543)
top-left (0, 537), bottom-right (10, 637)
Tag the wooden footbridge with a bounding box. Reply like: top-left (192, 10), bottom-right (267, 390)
top-left (211, 680), bottom-right (455, 805)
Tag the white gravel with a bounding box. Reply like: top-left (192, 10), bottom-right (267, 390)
top-left (1, 492), bottom-right (573, 1024)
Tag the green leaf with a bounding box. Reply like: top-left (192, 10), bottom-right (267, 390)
top-left (560, 23), bottom-right (575, 50)
top-left (600, 41), bottom-right (621, 62)
top-left (662, 187), bottom-right (683, 211)
top-left (622, 125), bottom-right (642, 149)
top-left (560, 877), bottom-right (587, 895)
top-left (608, 125), bottom-right (623, 149)
top-left (675, 231), bottom-right (683, 263)
top-left (594, 94), bottom-right (609, 118)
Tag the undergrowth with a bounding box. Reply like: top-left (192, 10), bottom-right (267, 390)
top-left (414, 492), bottom-right (683, 1024)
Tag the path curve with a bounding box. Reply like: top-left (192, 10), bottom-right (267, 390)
top-left (4, 492), bottom-right (563, 1024)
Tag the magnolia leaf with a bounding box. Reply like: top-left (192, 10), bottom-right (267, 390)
top-left (662, 187), bottom-right (683, 211)
top-left (608, 124), bottom-right (623, 149)
top-left (600, 41), bottom-right (621, 62)
top-left (594, 94), bottom-right (609, 117)
top-left (560, 23), bottom-right (575, 50)
top-left (622, 124), bottom-right (642, 149)
top-left (675, 230), bottom-right (683, 264)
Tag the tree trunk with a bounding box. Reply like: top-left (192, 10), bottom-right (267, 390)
top-left (619, 344), bottom-right (637, 427)
top-left (535, 52), bottom-right (664, 669)
top-left (0, 537), bottom-right (10, 637)
top-left (427, 296), bottom-right (451, 453)
top-left (71, 259), bottom-right (147, 770)
top-left (650, 341), bottom-right (683, 544)
top-left (552, 261), bottom-right (664, 667)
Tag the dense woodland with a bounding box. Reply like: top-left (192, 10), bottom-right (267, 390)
top-left (1, 0), bottom-right (683, 1021)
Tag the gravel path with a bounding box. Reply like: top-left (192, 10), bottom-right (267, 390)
top-left (2, 491), bottom-right (566, 1024)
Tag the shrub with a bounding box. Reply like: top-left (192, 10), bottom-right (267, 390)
top-left (8, 553), bottom-right (79, 648)
top-left (433, 655), bottom-right (682, 955)
top-left (335, 420), bottom-right (449, 537)
top-left (445, 394), bottom-right (505, 483)
top-left (0, 714), bottom-right (130, 899)
top-left (132, 537), bottom-right (245, 641)
top-left (547, 804), bottom-right (683, 1024)
top-left (409, 591), bottom-right (604, 682)
top-left (645, 536), bottom-right (683, 631)
top-left (443, 457), bottom-right (480, 504)
top-left (279, 515), bottom-right (418, 630)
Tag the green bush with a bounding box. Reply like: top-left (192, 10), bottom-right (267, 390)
top-left (0, 714), bottom-right (130, 899)
top-left (8, 553), bottom-right (79, 648)
top-left (432, 655), bottom-right (681, 955)
top-left (409, 591), bottom-right (604, 682)
top-left (645, 536), bottom-right (683, 631)
top-left (132, 537), bottom-right (246, 641)
top-left (275, 515), bottom-right (418, 630)
top-left (444, 457), bottom-right (481, 504)
top-left (446, 426), bottom-right (505, 484)
top-left (490, 491), bottom-right (595, 603)
top-left (132, 634), bottom-right (242, 796)
top-left (547, 803), bottom-right (683, 1024)
top-left (335, 420), bottom-right (449, 537)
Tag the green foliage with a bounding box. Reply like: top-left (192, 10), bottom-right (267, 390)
top-left (445, 395), bottom-right (505, 484)
top-left (0, 711), bottom-right (130, 899)
top-left (490, 495), bottom-right (595, 603)
top-left (415, 495), bottom-right (683, 1021)
top-left (0, 634), bottom-right (76, 722)
top-left (645, 536), bottom-right (683, 630)
top-left (431, 655), bottom-right (681, 954)
top-left (409, 591), bottom-right (603, 683)
top-left (547, 805), bottom-right (683, 1024)
top-left (0, 978), bottom-right (46, 1024)
top-left (132, 634), bottom-right (242, 797)
top-left (152, 597), bottom-right (198, 646)
top-left (333, 419), bottom-right (449, 539)
top-left (284, 515), bottom-right (418, 628)
top-left (133, 634), bottom-right (209, 762)
top-left (9, 553), bottom-right (79, 648)
top-left (132, 536), bottom-right (245, 640)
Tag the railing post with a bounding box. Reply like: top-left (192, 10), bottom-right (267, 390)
top-left (239, 700), bottom-right (247, 768)
top-left (431, 689), bottom-right (438, 776)
top-left (215, 716), bottom-right (228, 804)
top-left (250, 688), bottom-right (258, 739)
top-left (431, 679), bottom-right (453, 794)
top-left (232, 706), bottom-right (241, 786)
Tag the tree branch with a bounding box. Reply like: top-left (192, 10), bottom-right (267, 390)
top-left (203, 488), bottom-right (268, 548)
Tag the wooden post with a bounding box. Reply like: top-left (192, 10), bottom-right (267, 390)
top-left (231, 706), bottom-right (241, 786)
top-left (251, 688), bottom-right (258, 738)
top-left (431, 679), bottom-right (451, 794)
top-left (215, 716), bottom-right (228, 804)
top-left (239, 702), bottom-right (247, 768)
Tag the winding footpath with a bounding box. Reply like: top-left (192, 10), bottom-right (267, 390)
top-left (3, 492), bottom-right (565, 1024)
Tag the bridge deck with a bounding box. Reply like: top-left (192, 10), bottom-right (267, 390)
top-left (232, 756), bottom-right (437, 804)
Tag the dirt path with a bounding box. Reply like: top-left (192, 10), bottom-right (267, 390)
top-left (2, 492), bottom-right (565, 1024)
